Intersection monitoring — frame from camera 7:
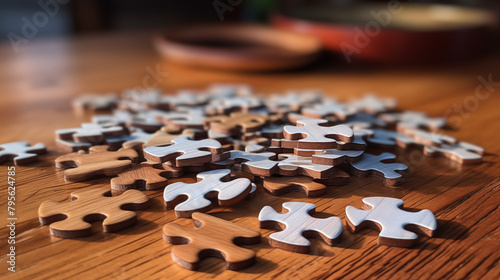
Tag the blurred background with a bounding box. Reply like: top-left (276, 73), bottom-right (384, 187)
top-left (0, 0), bottom-right (499, 71)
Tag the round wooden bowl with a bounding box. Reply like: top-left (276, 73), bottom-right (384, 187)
top-left (272, 3), bottom-right (497, 65)
top-left (154, 24), bottom-right (322, 71)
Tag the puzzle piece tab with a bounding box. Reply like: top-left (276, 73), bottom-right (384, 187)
top-left (0, 141), bottom-right (46, 165)
top-left (164, 169), bottom-right (252, 218)
top-left (259, 202), bottom-right (342, 253)
top-left (345, 197), bottom-right (437, 247)
top-left (163, 212), bottom-right (261, 270)
top-left (111, 165), bottom-right (171, 191)
top-left (38, 188), bottom-right (149, 238)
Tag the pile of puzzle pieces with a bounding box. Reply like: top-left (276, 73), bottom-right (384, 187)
top-left (0, 84), bottom-right (485, 271)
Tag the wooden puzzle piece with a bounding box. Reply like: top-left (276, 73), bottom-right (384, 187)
top-left (301, 99), bottom-right (354, 120)
top-left (0, 141), bottom-right (47, 165)
top-left (38, 188), bottom-right (149, 238)
top-left (55, 146), bottom-right (139, 181)
top-left (295, 148), bottom-right (364, 165)
top-left (347, 94), bottom-right (397, 114)
top-left (424, 141), bottom-right (484, 164)
top-left (345, 197), bottom-right (436, 247)
top-left (110, 164), bottom-right (172, 191)
top-left (56, 123), bottom-right (126, 145)
top-left (283, 119), bottom-right (353, 149)
top-left (92, 110), bottom-right (131, 127)
top-left (402, 128), bottom-right (456, 147)
top-left (120, 88), bottom-right (170, 111)
top-left (365, 129), bottom-right (415, 149)
top-left (106, 129), bottom-right (197, 150)
top-left (315, 169), bottom-right (350, 186)
top-left (344, 112), bottom-right (388, 129)
top-left (163, 212), bottom-right (261, 270)
top-left (164, 169), bottom-right (252, 217)
top-left (204, 113), bottom-right (268, 134)
top-left (56, 138), bottom-right (92, 153)
top-left (266, 90), bottom-right (322, 113)
top-left (348, 153), bottom-right (408, 186)
top-left (73, 93), bottom-right (118, 111)
top-left (259, 202), bottom-right (342, 253)
top-left (278, 154), bottom-right (335, 179)
top-left (212, 150), bottom-right (278, 177)
top-left (208, 83), bottom-right (253, 99)
top-left (128, 111), bottom-right (165, 132)
top-left (263, 176), bottom-right (327, 197)
top-left (144, 136), bottom-right (224, 166)
top-left (205, 97), bottom-right (263, 115)
top-left (380, 111), bottom-right (446, 132)
top-left (152, 107), bottom-right (207, 129)
top-left (168, 90), bottom-right (210, 108)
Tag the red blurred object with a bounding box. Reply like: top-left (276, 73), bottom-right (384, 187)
top-left (272, 3), bottom-right (497, 65)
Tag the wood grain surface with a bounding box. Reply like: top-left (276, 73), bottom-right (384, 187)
top-left (0, 31), bottom-right (499, 279)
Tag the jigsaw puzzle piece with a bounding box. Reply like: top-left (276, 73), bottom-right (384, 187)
top-left (0, 141), bottom-right (46, 165)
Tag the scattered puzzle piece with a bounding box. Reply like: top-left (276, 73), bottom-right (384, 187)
top-left (73, 93), bottom-right (118, 111)
top-left (212, 150), bottom-right (278, 177)
top-left (263, 176), bottom-right (327, 197)
top-left (380, 111), bottom-right (446, 132)
top-left (55, 146), bottom-right (139, 181)
top-left (163, 212), bottom-right (261, 270)
top-left (345, 197), bottom-right (436, 247)
top-left (402, 128), bottom-right (456, 147)
top-left (348, 153), bottom-right (408, 186)
top-left (259, 202), bottom-right (342, 253)
top-left (283, 119), bottom-right (353, 149)
top-left (164, 169), bottom-right (252, 218)
top-left (204, 112), bottom-right (268, 134)
top-left (295, 148), bottom-right (364, 165)
top-left (111, 164), bottom-right (171, 191)
top-left (365, 129), bottom-right (415, 149)
top-left (424, 141), bottom-right (484, 164)
top-left (301, 99), bottom-right (354, 120)
top-left (38, 188), bottom-right (149, 238)
top-left (56, 123), bottom-right (126, 145)
top-left (55, 138), bottom-right (92, 153)
top-left (144, 136), bottom-right (224, 166)
top-left (152, 107), bottom-right (206, 129)
top-left (278, 154), bottom-right (335, 179)
top-left (346, 94), bottom-right (397, 114)
top-left (0, 141), bottom-right (47, 165)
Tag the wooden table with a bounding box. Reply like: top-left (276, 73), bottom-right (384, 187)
top-left (0, 31), bottom-right (499, 280)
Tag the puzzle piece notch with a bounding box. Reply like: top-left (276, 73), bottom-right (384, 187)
top-left (424, 141), bottom-right (484, 164)
top-left (164, 169), bottom-right (252, 218)
top-left (348, 153), bottom-right (408, 186)
top-left (263, 176), bottom-right (327, 197)
top-left (283, 119), bottom-right (354, 149)
top-left (38, 188), bottom-right (149, 238)
top-left (0, 141), bottom-right (47, 165)
top-left (259, 202), bottom-right (342, 253)
top-left (345, 197), bottom-right (436, 247)
top-left (55, 147), bottom-right (139, 182)
top-left (144, 136), bottom-right (223, 167)
top-left (163, 212), bottom-right (261, 271)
